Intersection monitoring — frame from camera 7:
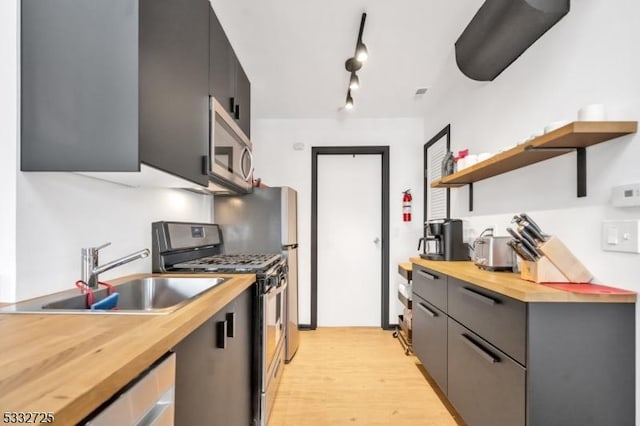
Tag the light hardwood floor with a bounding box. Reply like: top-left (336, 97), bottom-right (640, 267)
top-left (269, 327), bottom-right (463, 426)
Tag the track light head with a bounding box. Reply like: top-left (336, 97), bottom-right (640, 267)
top-left (345, 57), bottom-right (363, 73)
top-left (355, 42), bottom-right (368, 62)
top-left (345, 90), bottom-right (354, 110)
top-left (349, 72), bottom-right (360, 90)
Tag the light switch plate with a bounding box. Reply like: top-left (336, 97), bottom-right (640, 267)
top-left (601, 220), bottom-right (640, 253)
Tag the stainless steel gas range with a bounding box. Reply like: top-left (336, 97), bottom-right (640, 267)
top-left (152, 221), bottom-right (286, 426)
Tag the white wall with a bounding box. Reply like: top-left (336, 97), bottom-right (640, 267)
top-left (0, 0), bottom-right (18, 302)
top-left (1, 0), bottom-right (212, 303)
top-left (15, 173), bottom-right (212, 301)
top-left (421, 0), bottom-right (640, 418)
top-left (252, 118), bottom-right (424, 326)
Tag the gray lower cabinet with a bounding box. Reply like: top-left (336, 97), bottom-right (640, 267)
top-left (412, 295), bottom-right (447, 394)
top-left (447, 277), bottom-right (526, 365)
top-left (447, 318), bottom-right (525, 426)
top-left (412, 265), bottom-right (447, 311)
top-left (411, 262), bottom-right (635, 426)
top-left (174, 286), bottom-right (255, 425)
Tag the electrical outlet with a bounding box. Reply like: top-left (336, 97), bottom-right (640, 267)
top-left (601, 220), bottom-right (640, 253)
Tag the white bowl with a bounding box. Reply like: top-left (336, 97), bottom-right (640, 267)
top-left (477, 152), bottom-right (493, 162)
top-left (578, 104), bottom-right (606, 121)
top-left (544, 120), bottom-right (570, 133)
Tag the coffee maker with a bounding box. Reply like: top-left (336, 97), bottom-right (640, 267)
top-left (418, 219), bottom-right (469, 261)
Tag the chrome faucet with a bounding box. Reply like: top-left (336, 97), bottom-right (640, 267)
top-left (81, 242), bottom-right (150, 289)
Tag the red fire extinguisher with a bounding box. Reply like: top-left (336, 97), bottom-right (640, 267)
top-left (402, 189), bottom-right (412, 222)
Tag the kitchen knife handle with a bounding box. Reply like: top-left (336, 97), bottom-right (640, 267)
top-left (417, 269), bottom-right (437, 281)
top-left (417, 302), bottom-right (437, 318)
top-left (509, 240), bottom-right (534, 261)
top-left (229, 97), bottom-right (235, 113)
top-left (524, 222), bottom-right (546, 242)
top-left (459, 287), bottom-right (498, 306)
top-left (518, 241), bottom-right (538, 262)
top-left (518, 226), bottom-right (537, 247)
top-left (234, 104), bottom-right (240, 120)
top-left (520, 213), bottom-right (543, 234)
top-left (461, 333), bottom-right (500, 364)
top-left (226, 312), bottom-right (235, 338)
top-left (216, 320), bottom-right (227, 349)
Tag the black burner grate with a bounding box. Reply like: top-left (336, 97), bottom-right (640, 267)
top-left (173, 253), bottom-right (281, 272)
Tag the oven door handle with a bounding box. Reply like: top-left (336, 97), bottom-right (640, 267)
top-left (276, 279), bottom-right (287, 291)
top-left (264, 260), bottom-right (286, 278)
top-left (268, 283), bottom-right (287, 295)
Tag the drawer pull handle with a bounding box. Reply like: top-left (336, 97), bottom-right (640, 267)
top-left (417, 270), bottom-right (437, 280)
top-left (460, 333), bottom-right (499, 364)
top-left (216, 320), bottom-right (227, 349)
top-left (226, 312), bottom-right (235, 338)
top-left (417, 302), bottom-right (437, 318)
top-left (460, 287), bottom-right (498, 305)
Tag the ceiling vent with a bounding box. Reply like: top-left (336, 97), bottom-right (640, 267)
top-left (455, 0), bottom-right (570, 81)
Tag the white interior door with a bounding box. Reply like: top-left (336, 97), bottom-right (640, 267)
top-left (317, 154), bottom-right (381, 327)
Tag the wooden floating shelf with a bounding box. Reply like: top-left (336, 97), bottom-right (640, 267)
top-left (431, 121), bottom-right (637, 188)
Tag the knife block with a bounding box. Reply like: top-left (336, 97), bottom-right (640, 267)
top-left (520, 236), bottom-right (593, 283)
top-left (520, 257), bottom-right (570, 283)
top-left (538, 236), bottom-right (593, 282)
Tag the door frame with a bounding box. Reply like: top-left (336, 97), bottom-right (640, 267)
top-left (311, 146), bottom-right (390, 330)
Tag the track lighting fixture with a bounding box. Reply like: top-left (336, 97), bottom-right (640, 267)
top-left (355, 42), bottom-right (368, 63)
top-left (345, 90), bottom-right (354, 110)
top-left (349, 72), bottom-right (360, 90)
top-left (343, 12), bottom-right (368, 110)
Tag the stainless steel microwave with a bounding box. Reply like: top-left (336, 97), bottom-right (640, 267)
top-left (209, 98), bottom-right (253, 194)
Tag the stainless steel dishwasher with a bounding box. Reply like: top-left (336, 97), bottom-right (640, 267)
top-left (84, 353), bottom-right (176, 425)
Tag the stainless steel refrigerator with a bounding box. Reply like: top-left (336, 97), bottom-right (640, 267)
top-left (214, 187), bottom-right (300, 362)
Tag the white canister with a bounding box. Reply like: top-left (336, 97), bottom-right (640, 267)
top-left (456, 157), bottom-right (467, 170)
top-left (465, 154), bottom-right (478, 168)
top-left (578, 104), bottom-right (606, 121)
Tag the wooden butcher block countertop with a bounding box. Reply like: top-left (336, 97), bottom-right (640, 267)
top-left (410, 257), bottom-right (636, 303)
top-left (0, 273), bottom-right (255, 424)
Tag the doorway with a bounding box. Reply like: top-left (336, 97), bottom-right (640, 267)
top-left (311, 146), bottom-right (390, 330)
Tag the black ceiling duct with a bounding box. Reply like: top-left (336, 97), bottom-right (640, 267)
top-left (455, 0), bottom-right (570, 81)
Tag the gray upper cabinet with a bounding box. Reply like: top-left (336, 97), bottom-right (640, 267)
top-left (21, 0), bottom-right (211, 186)
top-left (21, 0), bottom-right (140, 172)
top-left (209, 8), bottom-right (235, 114)
top-left (209, 7), bottom-right (251, 138)
top-left (139, 0), bottom-right (210, 186)
top-left (234, 60), bottom-right (251, 138)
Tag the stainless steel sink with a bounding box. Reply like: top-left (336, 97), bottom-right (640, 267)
top-left (0, 277), bottom-right (228, 315)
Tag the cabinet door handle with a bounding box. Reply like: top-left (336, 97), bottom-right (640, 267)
top-left (216, 320), bottom-right (227, 349)
top-left (417, 269), bottom-right (437, 280)
top-left (460, 333), bottom-right (499, 364)
top-left (417, 302), bottom-right (437, 318)
top-left (459, 287), bottom-right (498, 306)
top-left (234, 104), bottom-right (240, 120)
top-left (226, 312), bottom-right (235, 338)
top-left (201, 155), bottom-right (209, 176)
top-left (229, 97), bottom-right (235, 113)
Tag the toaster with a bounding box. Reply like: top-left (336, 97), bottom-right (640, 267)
top-left (473, 236), bottom-right (515, 271)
